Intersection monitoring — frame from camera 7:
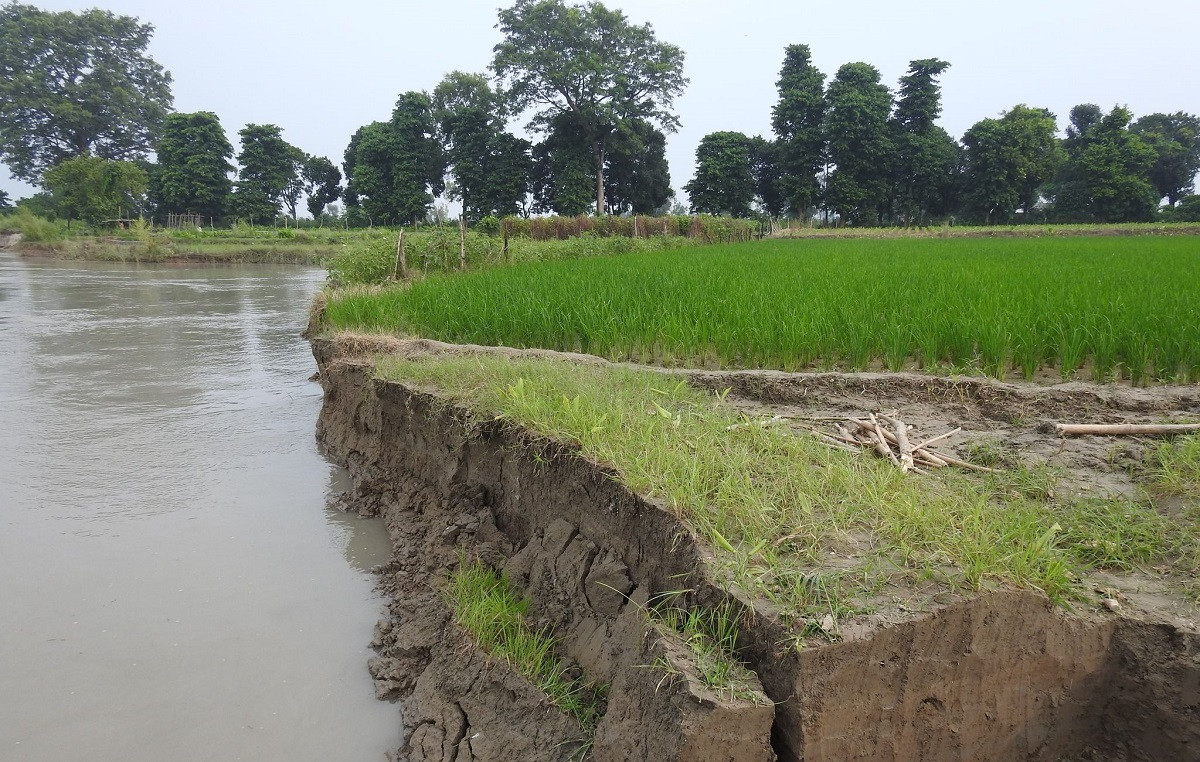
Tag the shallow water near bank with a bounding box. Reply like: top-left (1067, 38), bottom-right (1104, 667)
top-left (0, 253), bottom-right (398, 761)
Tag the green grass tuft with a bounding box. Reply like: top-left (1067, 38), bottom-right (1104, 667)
top-left (446, 558), bottom-right (601, 732)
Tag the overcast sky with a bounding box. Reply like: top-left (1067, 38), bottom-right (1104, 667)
top-left (5, 0), bottom-right (1200, 208)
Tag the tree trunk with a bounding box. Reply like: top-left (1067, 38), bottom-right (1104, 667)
top-left (594, 142), bottom-right (606, 216)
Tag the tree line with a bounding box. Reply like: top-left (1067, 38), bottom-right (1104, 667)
top-left (686, 45), bottom-right (1200, 224)
top-left (2, 2), bottom-right (1198, 228)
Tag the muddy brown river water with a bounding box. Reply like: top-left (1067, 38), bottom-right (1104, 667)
top-left (0, 253), bottom-right (399, 760)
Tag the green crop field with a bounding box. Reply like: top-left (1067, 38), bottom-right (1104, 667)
top-left (324, 236), bottom-right (1200, 384)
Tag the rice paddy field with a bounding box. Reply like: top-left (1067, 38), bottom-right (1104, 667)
top-left (324, 236), bottom-right (1200, 385)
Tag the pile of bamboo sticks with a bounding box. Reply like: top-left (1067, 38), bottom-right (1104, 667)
top-left (810, 413), bottom-right (996, 475)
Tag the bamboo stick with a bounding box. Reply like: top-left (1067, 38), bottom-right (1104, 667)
top-left (911, 427), bottom-right (962, 453)
top-left (1054, 423), bottom-right (1200, 437)
top-left (884, 415), bottom-right (914, 473)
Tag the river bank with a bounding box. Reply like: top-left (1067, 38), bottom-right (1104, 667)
top-left (312, 331), bottom-right (1200, 761)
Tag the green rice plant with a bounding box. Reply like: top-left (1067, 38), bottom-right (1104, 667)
top-left (446, 558), bottom-right (601, 732)
top-left (327, 236), bottom-right (1200, 385)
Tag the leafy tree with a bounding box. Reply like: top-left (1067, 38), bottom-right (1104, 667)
top-left (889, 59), bottom-right (959, 224)
top-left (233, 124), bottom-right (301, 222)
top-left (0, 190), bottom-right (11, 211)
top-left (604, 119), bottom-right (672, 215)
top-left (961, 105), bottom-right (1061, 223)
top-left (530, 112), bottom-right (594, 216)
top-left (684, 132), bottom-right (755, 217)
top-left (1162, 194), bottom-right (1200, 222)
top-left (150, 112), bottom-right (234, 220)
top-left (822, 63), bottom-right (894, 225)
top-left (1001, 105), bottom-right (1062, 215)
top-left (748, 137), bottom-right (786, 218)
top-left (1053, 106), bottom-right (1157, 222)
top-left (771, 44), bottom-right (826, 217)
top-left (344, 93), bottom-right (445, 225)
top-left (0, 3), bottom-right (173, 183)
top-left (43, 155), bottom-right (147, 224)
top-left (1131, 112), bottom-right (1200, 206)
top-left (301, 155), bottom-right (343, 220)
top-left (492, 0), bottom-right (687, 215)
top-left (432, 72), bottom-right (531, 219)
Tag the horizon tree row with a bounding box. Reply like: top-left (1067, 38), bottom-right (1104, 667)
top-left (686, 44), bottom-right (1200, 225)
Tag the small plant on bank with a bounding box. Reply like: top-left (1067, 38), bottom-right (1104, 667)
top-left (647, 597), bottom-right (765, 704)
top-left (446, 558), bottom-right (602, 733)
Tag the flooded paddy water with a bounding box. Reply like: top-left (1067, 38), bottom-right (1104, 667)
top-left (0, 253), bottom-right (398, 760)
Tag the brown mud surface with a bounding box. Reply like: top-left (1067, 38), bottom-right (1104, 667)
top-left (313, 334), bottom-right (1200, 761)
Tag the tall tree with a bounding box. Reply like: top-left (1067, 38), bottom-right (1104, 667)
top-left (233, 124), bottom-right (301, 222)
top-left (0, 190), bottom-right (11, 211)
top-left (1131, 112), bottom-right (1200, 206)
top-left (492, 0), bottom-right (687, 215)
top-left (301, 155), bottom-right (343, 221)
top-left (684, 131), bottom-right (755, 218)
top-left (771, 44), bottom-right (826, 217)
top-left (43, 155), bottom-right (147, 224)
top-left (530, 112), bottom-right (594, 216)
top-left (604, 119), bottom-right (672, 215)
top-left (748, 137), bottom-right (786, 218)
top-left (432, 72), bottom-right (531, 220)
top-left (1053, 106), bottom-right (1157, 222)
top-left (0, 3), bottom-right (173, 183)
top-left (150, 112), bottom-right (233, 220)
top-left (343, 92), bottom-right (444, 225)
top-left (822, 63), bottom-right (894, 225)
top-left (961, 105), bottom-right (1061, 223)
top-left (889, 59), bottom-right (958, 224)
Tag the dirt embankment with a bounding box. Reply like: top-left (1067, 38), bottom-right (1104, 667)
top-left (313, 337), bottom-right (1200, 762)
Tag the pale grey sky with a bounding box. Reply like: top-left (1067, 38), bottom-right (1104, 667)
top-left (5, 0), bottom-right (1200, 207)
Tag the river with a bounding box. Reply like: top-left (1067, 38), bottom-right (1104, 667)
top-left (0, 253), bottom-right (399, 760)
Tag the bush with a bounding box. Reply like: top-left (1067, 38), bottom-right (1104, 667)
top-left (0, 208), bottom-right (67, 243)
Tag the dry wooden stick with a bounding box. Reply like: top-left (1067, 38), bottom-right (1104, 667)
top-left (1054, 423), bottom-right (1200, 437)
top-left (911, 427), bottom-right (962, 453)
top-left (927, 451), bottom-right (998, 473)
top-left (883, 415), bottom-right (914, 473)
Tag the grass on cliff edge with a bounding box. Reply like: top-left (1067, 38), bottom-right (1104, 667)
top-left (448, 559), bottom-right (600, 733)
top-left (378, 354), bottom-right (1198, 625)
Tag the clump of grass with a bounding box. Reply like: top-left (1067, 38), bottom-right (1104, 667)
top-left (648, 598), bottom-right (764, 703)
top-left (327, 236), bottom-right (1200, 384)
top-left (447, 559), bottom-right (600, 732)
top-left (0, 208), bottom-right (67, 243)
top-left (1145, 433), bottom-right (1200, 499)
top-left (379, 355), bottom-right (1194, 614)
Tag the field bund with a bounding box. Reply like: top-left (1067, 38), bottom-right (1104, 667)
top-left (312, 333), bottom-right (1200, 761)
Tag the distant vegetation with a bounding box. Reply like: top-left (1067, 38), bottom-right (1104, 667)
top-left (2, 2), bottom-right (1197, 230)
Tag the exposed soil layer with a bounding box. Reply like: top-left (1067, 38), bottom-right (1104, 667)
top-left (313, 335), bottom-right (1200, 761)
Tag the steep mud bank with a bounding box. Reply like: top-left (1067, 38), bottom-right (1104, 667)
top-left (313, 337), bottom-right (1200, 761)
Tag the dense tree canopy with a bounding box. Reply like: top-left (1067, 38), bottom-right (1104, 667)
top-left (1131, 112), bottom-right (1200, 206)
top-left (684, 132), bottom-right (756, 218)
top-left (492, 0), bottom-right (686, 214)
top-left (301, 155), bottom-right (343, 221)
top-left (43, 155), bottom-right (147, 224)
top-left (823, 63), bottom-right (894, 225)
top-left (889, 59), bottom-right (959, 224)
top-left (433, 72), bottom-right (532, 220)
top-left (233, 124), bottom-right (301, 222)
top-left (531, 112), bottom-right (594, 216)
top-left (961, 105), bottom-right (1061, 223)
top-left (771, 44), bottom-right (826, 217)
top-left (604, 120), bottom-right (673, 215)
top-left (344, 92), bottom-right (445, 225)
top-left (0, 3), bottom-right (173, 182)
top-left (150, 112), bottom-right (233, 220)
top-left (1054, 106), bottom-right (1158, 222)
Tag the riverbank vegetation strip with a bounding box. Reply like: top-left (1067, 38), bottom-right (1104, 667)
top-left (376, 354), bottom-right (1198, 623)
top-left (327, 235), bottom-right (1200, 385)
